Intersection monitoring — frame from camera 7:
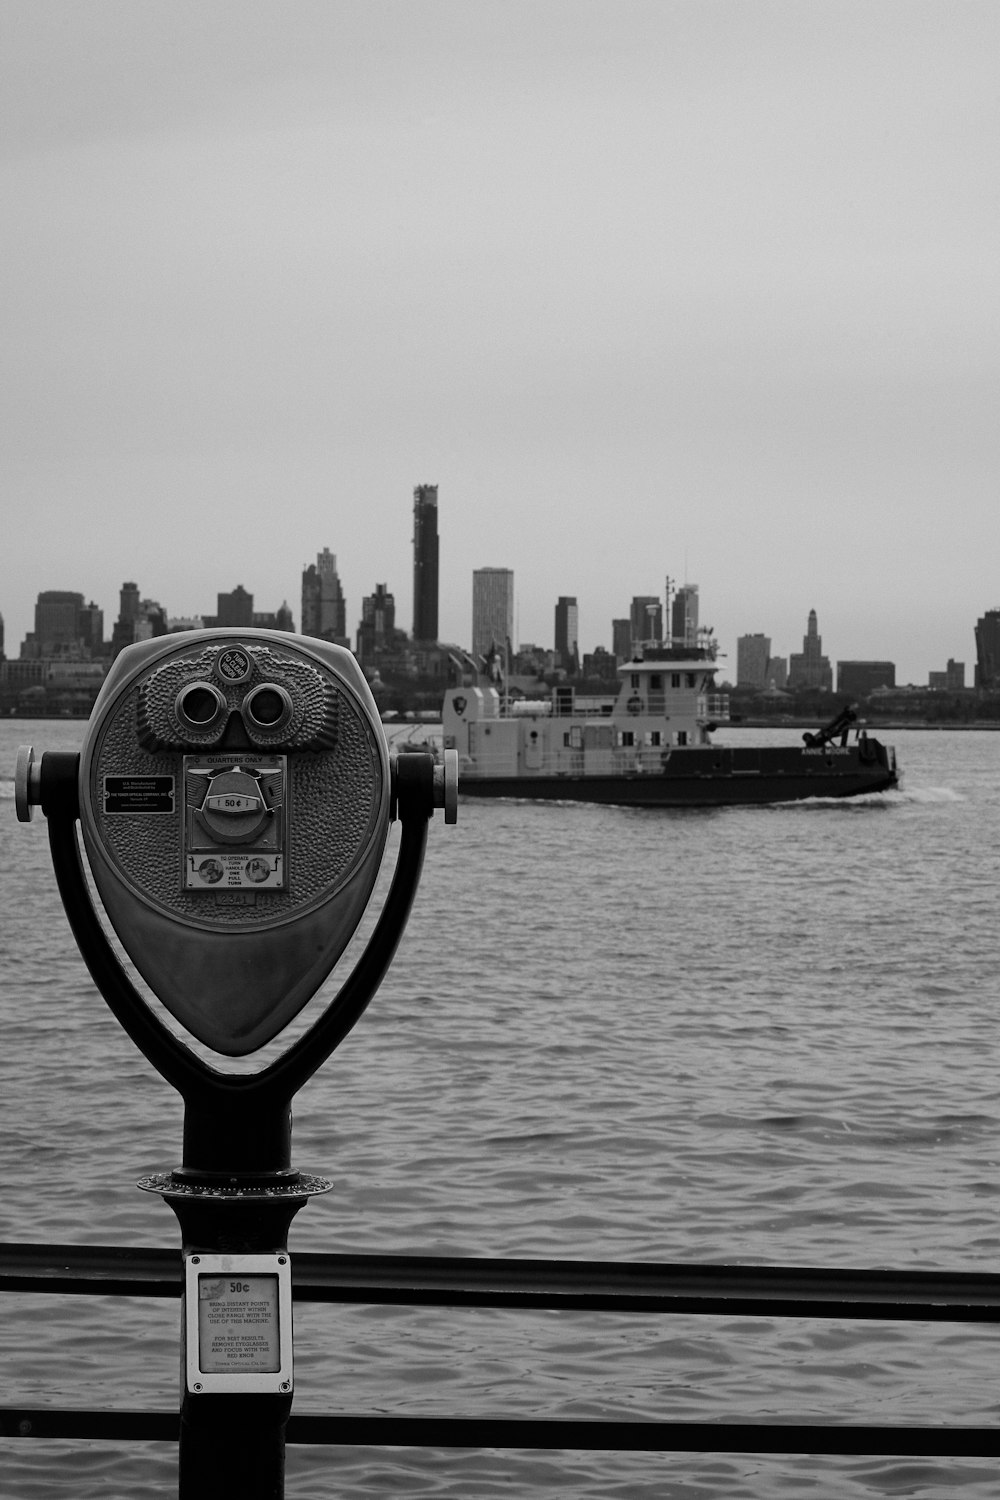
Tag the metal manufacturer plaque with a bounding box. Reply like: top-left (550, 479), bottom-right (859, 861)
top-left (184, 1252), bottom-right (293, 1394)
top-left (103, 775), bottom-right (175, 815)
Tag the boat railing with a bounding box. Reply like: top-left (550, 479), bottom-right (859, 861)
top-left (516, 744), bottom-right (676, 777)
top-left (2, 1241), bottom-right (998, 1459)
top-left (699, 693), bottom-right (730, 722)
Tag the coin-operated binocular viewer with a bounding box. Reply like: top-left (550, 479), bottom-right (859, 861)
top-left (16, 628), bottom-right (457, 1497)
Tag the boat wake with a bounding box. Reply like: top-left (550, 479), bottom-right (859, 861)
top-left (785, 784), bottom-right (964, 811)
top-left (891, 784), bottom-right (965, 804)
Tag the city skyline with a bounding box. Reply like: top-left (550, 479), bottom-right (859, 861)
top-left (4, 5), bottom-right (999, 685)
top-left (6, 555), bottom-right (994, 691)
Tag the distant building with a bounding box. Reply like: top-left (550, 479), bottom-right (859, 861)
top-left (215, 585), bottom-right (254, 629)
top-left (1, 659), bottom-right (45, 691)
top-left (766, 657), bottom-right (789, 690)
top-left (472, 567), bottom-right (514, 660)
top-left (512, 642), bottom-right (554, 676)
top-left (137, 600), bottom-right (167, 639)
top-left (100, 583), bottom-right (165, 659)
top-left (671, 584), bottom-right (699, 647)
top-left (252, 602), bottom-right (294, 633)
top-left (837, 661), bottom-right (896, 696)
top-left (928, 659), bottom-right (965, 691)
top-left (21, 591), bottom-right (103, 660)
top-left (630, 596), bottom-right (662, 648)
top-left (974, 609), bottom-right (1000, 689)
top-left (110, 581), bottom-right (140, 659)
top-left (611, 619), bottom-right (631, 661)
top-left (737, 633), bottom-right (771, 688)
top-left (554, 596), bottom-right (579, 673)
top-left (35, 591), bottom-right (85, 656)
top-left (582, 646), bottom-right (617, 682)
top-left (356, 583), bottom-right (398, 665)
top-left (81, 602), bottom-right (103, 655)
top-left (412, 484), bottom-right (439, 642)
top-left (301, 549), bottom-right (347, 645)
top-left (119, 582), bottom-right (140, 629)
top-left (788, 609), bottom-right (833, 690)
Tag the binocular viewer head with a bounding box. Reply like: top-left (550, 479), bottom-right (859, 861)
top-left (19, 628), bottom-right (454, 1058)
top-left (134, 638), bottom-right (341, 754)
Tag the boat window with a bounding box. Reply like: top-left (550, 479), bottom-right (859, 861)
top-left (630, 673), bottom-right (640, 689)
top-left (676, 730), bottom-right (688, 746)
top-left (564, 726), bottom-right (583, 749)
top-left (687, 673), bottom-right (696, 688)
top-left (648, 731), bottom-right (661, 746)
top-left (671, 673), bottom-right (680, 688)
top-left (620, 730), bottom-right (635, 747)
top-left (650, 674), bottom-right (662, 690)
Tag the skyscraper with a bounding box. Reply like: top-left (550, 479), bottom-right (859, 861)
top-left (216, 586), bottom-right (254, 628)
top-left (412, 484), bottom-right (439, 642)
top-left (671, 584), bottom-right (699, 646)
top-left (975, 609), bottom-right (1000, 689)
top-left (554, 596), bottom-right (579, 673)
top-left (629, 596), bottom-right (662, 648)
top-left (610, 619), bottom-right (631, 662)
top-left (472, 568), bottom-right (514, 660)
top-left (356, 583), bottom-right (398, 666)
top-left (737, 633), bottom-right (771, 688)
top-left (110, 582), bottom-right (140, 659)
top-left (32, 591), bottom-right (86, 657)
top-left (788, 608), bottom-right (833, 690)
top-left (301, 548), bottom-right (346, 644)
top-left (109, 583), bottom-right (166, 658)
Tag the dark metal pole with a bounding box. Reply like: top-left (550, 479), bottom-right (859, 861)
top-left (169, 1195), bottom-right (308, 1500)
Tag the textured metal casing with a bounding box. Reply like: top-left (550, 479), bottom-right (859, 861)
top-left (78, 630), bottom-right (390, 1055)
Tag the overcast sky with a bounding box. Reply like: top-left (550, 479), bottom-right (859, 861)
top-left (3, 0), bottom-right (998, 683)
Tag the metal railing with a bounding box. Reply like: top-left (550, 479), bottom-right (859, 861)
top-left (2, 1242), bottom-right (999, 1456)
top-left (698, 692), bottom-right (730, 721)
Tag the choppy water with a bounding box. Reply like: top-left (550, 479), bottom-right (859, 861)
top-left (1, 719), bottom-right (998, 1496)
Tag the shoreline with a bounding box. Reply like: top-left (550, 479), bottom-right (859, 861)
top-left (732, 719), bottom-right (1000, 732)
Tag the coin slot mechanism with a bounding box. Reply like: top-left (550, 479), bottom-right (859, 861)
top-left (182, 752), bottom-right (288, 889)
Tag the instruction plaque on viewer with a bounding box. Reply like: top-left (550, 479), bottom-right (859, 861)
top-left (184, 1253), bottom-right (293, 1394)
top-left (199, 1273), bottom-right (280, 1372)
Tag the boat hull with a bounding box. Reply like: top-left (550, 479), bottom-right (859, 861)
top-left (456, 744), bottom-right (899, 808)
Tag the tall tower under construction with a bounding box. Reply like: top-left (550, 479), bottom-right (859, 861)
top-left (412, 484), bottom-right (439, 642)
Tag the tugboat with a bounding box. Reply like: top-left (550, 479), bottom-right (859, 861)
top-left (442, 643), bottom-right (898, 807)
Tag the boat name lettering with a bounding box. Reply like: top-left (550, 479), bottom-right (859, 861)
top-left (802, 746), bottom-right (851, 755)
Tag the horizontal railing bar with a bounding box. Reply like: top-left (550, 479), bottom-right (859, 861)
top-left (289, 1252), bottom-right (1000, 1320)
top-left (0, 1244), bottom-right (180, 1299)
top-left (287, 1417), bottom-right (1000, 1456)
top-left (3, 1244), bottom-right (1000, 1321)
top-left (2, 1409), bottom-right (998, 1456)
top-left (1, 1408), bottom-right (178, 1441)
